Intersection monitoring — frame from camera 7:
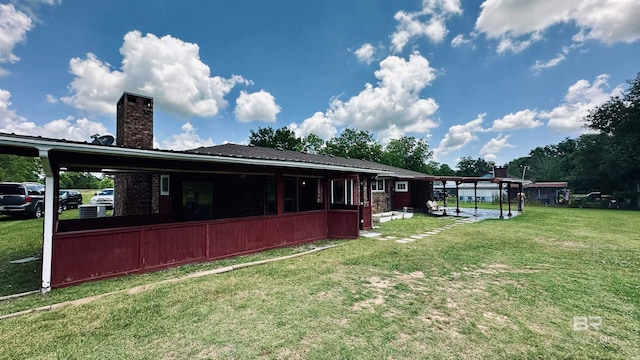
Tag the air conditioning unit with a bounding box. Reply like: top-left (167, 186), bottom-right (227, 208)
top-left (79, 204), bottom-right (106, 219)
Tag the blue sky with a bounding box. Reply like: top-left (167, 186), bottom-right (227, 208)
top-left (1, 0), bottom-right (639, 167)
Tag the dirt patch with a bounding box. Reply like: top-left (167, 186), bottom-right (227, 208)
top-left (533, 237), bottom-right (590, 249)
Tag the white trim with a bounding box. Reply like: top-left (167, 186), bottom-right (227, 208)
top-left (395, 181), bottom-right (408, 192)
top-left (371, 179), bottom-right (385, 192)
top-left (160, 174), bottom-right (170, 196)
top-left (38, 149), bottom-right (53, 293)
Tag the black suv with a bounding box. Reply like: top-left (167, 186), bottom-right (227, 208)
top-left (59, 190), bottom-right (83, 210)
top-left (0, 182), bottom-right (46, 218)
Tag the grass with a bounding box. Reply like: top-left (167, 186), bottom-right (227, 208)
top-left (1, 206), bottom-right (639, 359)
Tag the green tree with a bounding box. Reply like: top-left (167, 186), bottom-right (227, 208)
top-left (583, 72), bottom-right (640, 188)
top-left (382, 136), bottom-right (432, 173)
top-left (427, 162), bottom-right (456, 176)
top-left (301, 134), bottom-right (325, 154)
top-left (0, 154), bottom-right (42, 182)
top-left (249, 126), bottom-right (302, 151)
top-left (321, 129), bottom-right (383, 162)
top-left (59, 172), bottom-right (102, 189)
top-left (456, 157), bottom-right (492, 177)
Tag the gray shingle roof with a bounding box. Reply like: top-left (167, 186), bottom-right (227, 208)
top-left (188, 143), bottom-right (432, 178)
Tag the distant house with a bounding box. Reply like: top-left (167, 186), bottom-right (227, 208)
top-left (524, 182), bottom-right (569, 205)
top-left (0, 93), bottom-right (528, 291)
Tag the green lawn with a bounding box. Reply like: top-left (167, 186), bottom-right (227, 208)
top-left (1, 206), bottom-right (639, 359)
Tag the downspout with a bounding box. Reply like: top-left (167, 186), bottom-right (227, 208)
top-left (38, 148), bottom-right (54, 293)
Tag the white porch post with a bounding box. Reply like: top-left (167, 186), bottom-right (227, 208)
top-left (39, 149), bottom-right (54, 293)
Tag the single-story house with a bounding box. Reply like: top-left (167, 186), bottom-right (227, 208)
top-left (0, 93), bottom-right (529, 292)
top-left (523, 182), bottom-right (569, 205)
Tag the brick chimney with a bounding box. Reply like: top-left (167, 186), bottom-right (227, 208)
top-left (114, 92), bottom-right (158, 216)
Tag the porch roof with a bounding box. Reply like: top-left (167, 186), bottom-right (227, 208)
top-left (0, 132), bottom-right (397, 175)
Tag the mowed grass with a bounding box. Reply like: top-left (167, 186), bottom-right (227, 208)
top-left (1, 207), bottom-right (639, 359)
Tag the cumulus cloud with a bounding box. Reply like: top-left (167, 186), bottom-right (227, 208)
top-left (234, 90), bottom-right (281, 123)
top-left (328, 52), bottom-right (439, 135)
top-left (480, 134), bottom-right (514, 159)
top-left (290, 112), bottom-right (337, 140)
top-left (488, 109), bottom-right (543, 131)
top-left (391, 0), bottom-right (462, 53)
top-left (354, 43), bottom-right (376, 64)
top-left (476, 0), bottom-right (640, 53)
top-left (0, 88), bottom-right (108, 140)
top-left (61, 31), bottom-right (251, 118)
top-left (434, 113), bottom-right (485, 156)
top-left (541, 74), bottom-right (623, 133)
top-left (0, 4), bottom-right (33, 64)
top-left (159, 122), bottom-right (215, 151)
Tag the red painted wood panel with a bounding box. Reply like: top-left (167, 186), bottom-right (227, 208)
top-left (51, 211), bottom-right (345, 287)
top-left (52, 230), bottom-right (140, 286)
top-left (361, 206), bottom-right (372, 230)
top-left (143, 225), bottom-right (207, 268)
top-left (394, 192), bottom-right (411, 210)
top-left (327, 210), bottom-right (359, 238)
top-left (208, 212), bottom-right (328, 258)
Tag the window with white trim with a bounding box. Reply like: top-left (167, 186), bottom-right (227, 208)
top-left (160, 175), bottom-right (170, 195)
top-left (371, 179), bottom-right (385, 192)
top-left (331, 179), bottom-right (355, 205)
top-left (395, 181), bottom-right (408, 192)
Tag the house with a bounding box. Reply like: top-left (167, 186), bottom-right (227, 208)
top-left (523, 182), bottom-right (569, 205)
top-left (0, 93), bottom-right (529, 292)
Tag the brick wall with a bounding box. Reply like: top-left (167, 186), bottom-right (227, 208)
top-left (115, 93), bottom-right (157, 216)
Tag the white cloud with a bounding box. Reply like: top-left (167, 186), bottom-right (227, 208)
top-left (0, 4), bottom-right (33, 63)
top-left (434, 113), bottom-right (485, 156)
top-left (234, 90), bottom-right (281, 123)
top-left (354, 43), bottom-right (376, 64)
top-left (0, 88), bottom-right (108, 140)
top-left (61, 31), bottom-right (251, 118)
top-left (45, 94), bottom-right (58, 103)
top-left (480, 134), bottom-right (514, 158)
top-left (159, 122), bottom-right (215, 151)
top-left (450, 34), bottom-right (471, 47)
top-left (390, 0), bottom-right (462, 53)
top-left (290, 112), bottom-right (337, 140)
top-left (531, 48), bottom-right (568, 73)
top-left (476, 0), bottom-right (640, 53)
top-left (325, 52), bottom-right (439, 137)
top-left (489, 109), bottom-right (543, 131)
top-left (541, 74), bottom-right (623, 133)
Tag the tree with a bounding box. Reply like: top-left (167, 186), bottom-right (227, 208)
top-left (249, 126), bottom-right (302, 151)
top-left (301, 134), bottom-right (325, 154)
top-left (456, 157), bottom-right (492, 177)
top-left (59, 172), bottom-right (102, 189)
top-left (382, 136), bottom-right (432, 173)
top-left (583, 72), bottom-right (640, 188)
top-left (321, 129), bottom-right (383, 162)
top-left (0, 154), bottom-right (42, 182)
top-left (424, 161), bottom-right (456, 176)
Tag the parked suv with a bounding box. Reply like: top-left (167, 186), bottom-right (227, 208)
top-left (90, 188), bottom-right (114, 209)
top-left (59, 190), bottom-right (83, 210)
top-left (0, 182), bottom-right (46, 218)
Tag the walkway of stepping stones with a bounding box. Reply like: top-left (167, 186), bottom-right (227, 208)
top-left (373, 217), bottom-right (482, 244)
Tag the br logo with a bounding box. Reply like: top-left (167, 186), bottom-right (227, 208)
top-left (573, 316), bottom-right (602, 331)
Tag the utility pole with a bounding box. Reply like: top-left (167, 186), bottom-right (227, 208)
top-left (520, 165), bottom-right (530, 180)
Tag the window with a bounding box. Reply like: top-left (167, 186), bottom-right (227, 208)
top-left (284, 176), bottom-right (324, 213)
top-left (160, 175), bottom-right (170, 196)
top-left (331, 179), bottom-right (355, 206)
top-left (371, 179), bottom-right (385, 192)
top-left (395, 181), bottom-right (408, 192)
